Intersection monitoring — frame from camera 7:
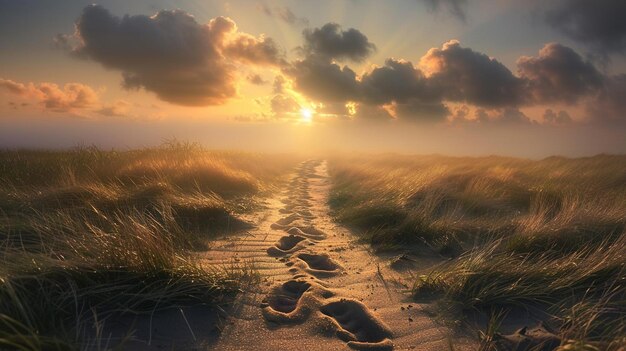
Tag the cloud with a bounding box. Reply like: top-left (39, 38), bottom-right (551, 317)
top-left (285, 36), bottom-right (530, 122)
top-left (493, 108), bottom-right (533, 125)
top-left (360, 59), bottom-right (439, 104)
top-left (72, 5), bottom-right (285, 106)
top-left (273, 75), bottom-right (286, 94)
top-left (390, 99), bottom-right (450, 121)
top-left (352, 103), bottom-right (395, 121)
top-left (359, 59), bottom-right (448, 121)
top-left (421, 0), bottom-right (468, 22)
top-left (518, 43), bottom-right (604, 103)
top-left (0, 78), bottom-right (99, 112)
top-left (224, 33), bottom-right (287, 66)
top-left (544, 0), bottom-right (626, 56)
top-left (97, 100), bottom-right (132, 117)
top-left (285, 28), bottom-right (625, 125)
top-left (420, 40), bottom-right (524, 107)
top-left (270, 94), bottom-right (300, 118)
top-left (52, 33), bottom-right (73, 51)
top-left (247, 74), bottom-right (267, 85)
top-left (302, 23), bottom-right (376, 62)
top-left (516, 43), bottom-right (625, 124)
top-left (543, 109), bottom-right (572, 125)
top-left (285, 56), bottom-right (360, 103)
top-left (452, 107), bottom-right (534, 125)
top-left (258, 5), bottom-right (309, 26)
top-left (586, 74), bottom-right (626, 124)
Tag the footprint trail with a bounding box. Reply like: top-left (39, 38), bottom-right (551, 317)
top-left (207, 160), bottom-right (477, 350)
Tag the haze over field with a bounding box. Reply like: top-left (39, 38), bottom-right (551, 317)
top-left (1, 0), bottom-right (625, 156)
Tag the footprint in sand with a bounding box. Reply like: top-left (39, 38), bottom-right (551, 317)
top-left (295, 210), bottom-right (315, 218)
top-left (277, 208), bottom-right (315, 219)
top-left (271, 220), bottom-right (307, 230)
top-left (320, 299), bottom-right (394, 350)
top-left (275, 213), bottom-right (303, 226)
top-left (296, 193), bottom-right (313, 200)
top-left (286, 226), bottom-right (327, 240)
top-left (290, 253), bottom-right (342, 277)
top-left (266, 234), bottom-right (309, 256)
top-left (279, 207), bottom-right (299, 214)
top-left (261, 278), bottom-right (333, 324)
top-left (281, 196), bottom-right (310, 205)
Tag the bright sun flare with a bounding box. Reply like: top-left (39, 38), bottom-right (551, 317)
top-left (300, 108), bottom-right (313, 122)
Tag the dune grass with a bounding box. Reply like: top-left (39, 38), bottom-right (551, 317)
top-left (328, 154), bottom-right (626, 348)
top-left (0, 143), bottom-right (297, 349)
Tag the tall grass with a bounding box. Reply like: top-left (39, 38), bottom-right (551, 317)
top-left (328, 154), bottom-right (626, 347)
top-left (0, 143), bottom-right (297, 349)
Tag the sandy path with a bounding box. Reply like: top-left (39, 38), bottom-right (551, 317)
top-left (205, 160), bottom-right (477, 350)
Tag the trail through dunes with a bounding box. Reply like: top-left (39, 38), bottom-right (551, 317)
top-left (205, 161), bottom-right (477, 350)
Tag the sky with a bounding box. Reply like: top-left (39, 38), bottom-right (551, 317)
top-left (0, 0), bottom-right (625, 157)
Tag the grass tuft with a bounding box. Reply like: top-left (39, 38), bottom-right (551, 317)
top-left (329, 154), bottom-right (626, 346)
top-left (0, 145), bottom-right (297, 348)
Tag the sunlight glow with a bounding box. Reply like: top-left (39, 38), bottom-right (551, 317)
top-left (300, 108), bottom-right (313, 122)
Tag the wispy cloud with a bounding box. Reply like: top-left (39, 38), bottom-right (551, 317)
top-left (257, 4), bottom-right (309, 26)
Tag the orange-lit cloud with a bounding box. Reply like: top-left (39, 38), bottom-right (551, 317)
top-left (280, 24), bottom-right (625, 126)
top-left (0, 78), bottom-right (98, 112)
top-left (224, 32), bottom-right (287, 67)
top-left (53, 6), bottom-right (625, 127)
top-left (420, 40), bottom-right (524, 107)
top-left (70, 5), bottom-right (287, 107)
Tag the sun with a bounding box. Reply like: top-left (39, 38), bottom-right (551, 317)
top-left (300, 108), bottom-right (313, 122)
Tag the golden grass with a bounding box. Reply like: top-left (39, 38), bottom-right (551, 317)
top-left (0, 143), bottom-right (298, 349)
top-left (328, 153), bottom-right (626, 348)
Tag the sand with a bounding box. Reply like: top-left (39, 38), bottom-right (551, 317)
top-left (202, 160), bottom-right (478, 350)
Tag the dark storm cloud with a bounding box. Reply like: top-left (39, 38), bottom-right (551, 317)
top-left (72, 5), bottom-right (285, 106)
top-left (302, 23), bottom-right (376, 62)
top-left (421, 40), bottom-right (525, 107)
top-left (544, 0), bottom-right (626, 55)
top-left (518, 43), bottom-right (604, 104)
top-left (421, 0), bottom-right (468, 22)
